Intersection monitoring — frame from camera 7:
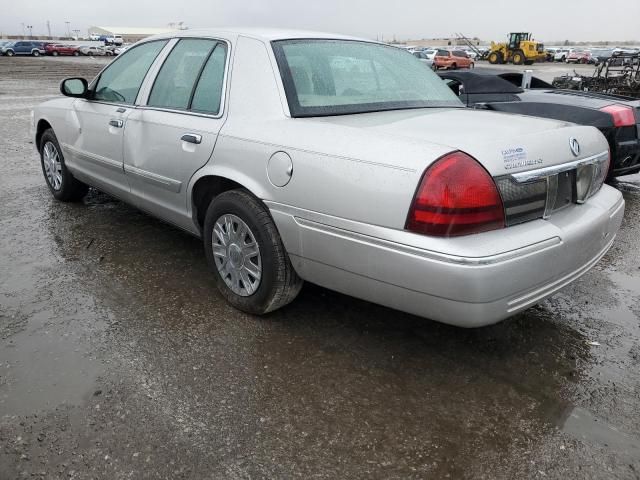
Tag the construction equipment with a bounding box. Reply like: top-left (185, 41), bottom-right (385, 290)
top-left (455, 33), bottom-right (487, 60)
top-left (487, 33), bottom-right (546, 65)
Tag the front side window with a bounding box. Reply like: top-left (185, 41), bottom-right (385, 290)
top-left (273, 39), bottom-right (461, 117)
top-left (93, 40), bottom-right (167, 104)
top-left (148, 39), bottom-right (227, 114)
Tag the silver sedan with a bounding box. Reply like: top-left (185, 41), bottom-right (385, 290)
top-left (31, 29), bottom-right (624, 327)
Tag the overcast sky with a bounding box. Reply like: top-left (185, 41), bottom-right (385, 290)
top-left (2, 0), bottom-right (638, 42)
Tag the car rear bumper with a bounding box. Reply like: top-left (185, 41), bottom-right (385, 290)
top-left (267, 185), bottom-right (624, 327)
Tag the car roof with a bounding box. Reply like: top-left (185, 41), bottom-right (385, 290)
top-left (437, 71), bottom-right (524, 94)
top-left (143, 27), bottom-right (368, 43)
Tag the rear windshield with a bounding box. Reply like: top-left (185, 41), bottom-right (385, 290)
top-left (272, 39), bottom-right (461, 117)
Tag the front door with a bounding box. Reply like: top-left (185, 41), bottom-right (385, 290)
top-left (123, 39), bottom-right (228, 229)
top-left (63, 40), bottom-right (168, 200)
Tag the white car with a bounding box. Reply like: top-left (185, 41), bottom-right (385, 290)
top-left (31, 29), bottom-right (624, 327)
top-left (422, 49), bottom-right (437, 61)
top-left (554, 48), bottom-right (574, 62)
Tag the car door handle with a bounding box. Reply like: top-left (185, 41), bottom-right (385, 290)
top-left (181, 133), bottom-right (202, 144)
top-left (109, 119), bottom-right (123, 128)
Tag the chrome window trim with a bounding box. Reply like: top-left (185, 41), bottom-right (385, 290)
top-left (138, 36), bottom-right (232, 120)
top-left (510, 151), bottom-right (608, 183)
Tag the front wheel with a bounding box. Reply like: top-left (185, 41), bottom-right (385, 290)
top-left (204, 189), bottom-right (303, 315)
top-left (39, 129), bottom-right (88, 202)
top-left (52, 51), bottom-right (59, 56)
top-left (73, 51), bottom-right (79, 56)
top-left (512, 51), bottom-right (525, 65)
top-left (6, 50), bottom-right (15, 57)
top-left (488, 51), bottom-right (502, 64)
top-left (32, 50), bottom-right (40, 57)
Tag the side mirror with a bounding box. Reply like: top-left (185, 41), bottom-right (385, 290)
top-left (60, 77), bottom-right (88, 98)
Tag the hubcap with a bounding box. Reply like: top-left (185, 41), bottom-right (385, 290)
top-left (42, 141), bottom-right (63, 191)
top-left (212, 214), bottom-right (262, 296)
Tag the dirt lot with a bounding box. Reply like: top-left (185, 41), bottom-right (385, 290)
top-left (1, 56), bottom-right (640, 479)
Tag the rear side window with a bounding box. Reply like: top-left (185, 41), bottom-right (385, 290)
top-left (148, 39), bottom-right (216, 110)
top-left (94, 40), bottom-right (167, 104)
top-left (437, 50), bottom-right (449, 57)
top-left (190, 44), bottom-right (227, 114)
top-left (148, 39), bottom-right (227, 114)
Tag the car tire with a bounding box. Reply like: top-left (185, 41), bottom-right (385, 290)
top-left (203, 189), bottom-right (303, 315)
top-left (450, 63), bottom-right (457, 70)
top-left (32, 50), bottom-right (40, 57)
top-left (6, 50), bottom-right (14, 57)
top-left (73, 51), bottom-right (79, 56)
top-left (512, 51), bottom-right (525, 65)
top-left (39, 129), bottom-right (88, 202)
top-left (52, 51), bottom-right (58, 56)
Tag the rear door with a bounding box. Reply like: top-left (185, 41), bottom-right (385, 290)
top-left (65, 40), bottom-right (168, 200)
top-left (14, 42), bottom-right (29, 54)
top-left (123, 38), bottom-right (228, 229)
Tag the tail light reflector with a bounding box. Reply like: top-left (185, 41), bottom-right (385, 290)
top-left (600, 104), bottom-right (635, 127)
top-left (406, 152), bottom-right (505, 237)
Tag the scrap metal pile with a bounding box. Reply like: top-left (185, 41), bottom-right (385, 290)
top-left (553, 53), bottom-right (640, 98)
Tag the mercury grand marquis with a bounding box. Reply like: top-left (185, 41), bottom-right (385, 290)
top-left (32, 28), bottom-right (625, 327)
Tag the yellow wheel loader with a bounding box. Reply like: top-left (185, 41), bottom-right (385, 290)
top-left (488, 33), bottom-right (546, 65)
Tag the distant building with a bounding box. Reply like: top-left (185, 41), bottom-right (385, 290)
top-left (403, 37), bottom-right (487, 48)
top-left (88, 26), bottom-right (181, 43)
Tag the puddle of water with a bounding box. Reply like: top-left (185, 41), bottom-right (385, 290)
top-left (559, 406), bottom-right (640, 457)
top-left (608, 271), bottom-right (640, 297)
top-left (0, 309), bottom-right (104, 416)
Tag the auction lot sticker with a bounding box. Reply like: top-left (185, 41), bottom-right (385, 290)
top-left (502, 147), bottom-right (543, 170)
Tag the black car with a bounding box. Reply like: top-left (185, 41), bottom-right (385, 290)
top-left (438, 71), bottom-right (640, 178)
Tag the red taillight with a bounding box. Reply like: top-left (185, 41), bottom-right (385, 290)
top-left (406, 152), bottom-right (505, 237)
top-left (601, 104), bottom-right (636, 127)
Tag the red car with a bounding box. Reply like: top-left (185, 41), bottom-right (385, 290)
top-left (566, 50), bottom-right (593, 64)
top-left (434, 49), bottom-right (474, 70)
top-left (44, 44), bottom-right (80, 56)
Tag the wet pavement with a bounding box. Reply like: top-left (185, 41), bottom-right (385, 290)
top-left (1, 56), bottom-right (640, 479)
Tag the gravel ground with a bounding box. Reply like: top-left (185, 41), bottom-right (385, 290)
top-left (1, 56), bottom-right (639, 480)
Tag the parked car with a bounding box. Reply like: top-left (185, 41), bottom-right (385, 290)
top-left (32, 29), bottom-right (623, 327)
top-left (45, 44), bottom-right (80, 56)
top-left (438, 70), bottom-right (640, 178)
top-left (545, 48), bottom-right (559, 61)
top-left (566, 50), bottom-right (593, 64)
top-left (78, 45), bottom-right (112, 56)
top-left (1, 41), bottom-right (46, 56)
top-left (434, 49), bottom-right (474, 69)
top-left (421, 49), bottom-right (437, 61)
top-left (411, 50), bottom-right (435, 70)
top-left (554, 49), bottom-right (575, 62)
top-left (113, 45), bottom-right (130, 55)
top-left (590, 48), bottom-right (615, 64)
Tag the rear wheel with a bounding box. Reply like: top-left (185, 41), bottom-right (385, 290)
top-left (512, 51), bottom-right (525, 65)
top-left (32, 50), bottom-right (40, 57)
top-left (204, 189), bottom-right (303, 315)
top-left (73, 51), bottom-right (79, 56)
top-left (488, 51), bottom-right (503, 64)
top-left (39, 129), bottom-right (88, 202)
top-left (52, 51), bottom-right (59, 56)
top-left (450, 63), bottom-right (457, 70)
